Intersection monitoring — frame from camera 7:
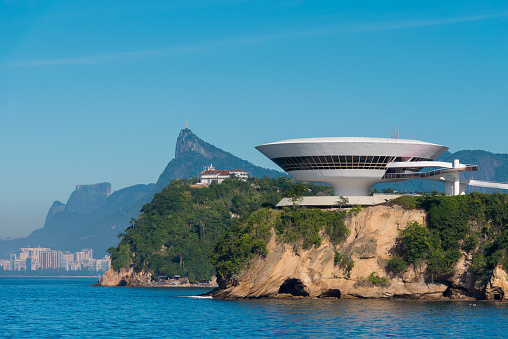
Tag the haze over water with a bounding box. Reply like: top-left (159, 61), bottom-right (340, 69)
top-left (1, 277), bottom-right (507, 338)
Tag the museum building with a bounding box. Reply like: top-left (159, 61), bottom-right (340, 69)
top-left (256, 137), bottom-right (507, 202)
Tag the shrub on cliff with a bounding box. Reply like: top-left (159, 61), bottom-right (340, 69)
top-left (276, 208), bottom-right (349, 250)
top-left (334, 251), bottom-right (354, 278)
top-left (385, 256), bottom-right (407, 276)
top-left (209, 208), bottom-right (274, 277)
top-left (391, 193), bottom-right (508, 281)
top-left (210, 208), bottom-right (350, 278)
top-left (354, 273), bottom-right (390, 288)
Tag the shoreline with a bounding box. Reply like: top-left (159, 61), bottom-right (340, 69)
top-left (152, 284), bottom-right (217, 288)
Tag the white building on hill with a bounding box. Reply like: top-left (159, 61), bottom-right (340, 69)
top-left (198, 165), bottom-right (249, 185)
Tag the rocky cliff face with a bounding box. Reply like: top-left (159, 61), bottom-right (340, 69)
top-left (96, 267), bottom-right (152, 287)
top-left (211, 205), bottom-right (508, 300)
top-left (96, 266), bottom-right (216, 287)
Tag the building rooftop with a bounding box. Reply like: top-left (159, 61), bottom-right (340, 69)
top-left (201, 169), bottom-right (248, 176)
top-left (258, 137), bottom-right (443, 147)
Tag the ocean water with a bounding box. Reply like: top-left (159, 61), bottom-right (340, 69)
top-left (1, 277), bottom-right (507, 338)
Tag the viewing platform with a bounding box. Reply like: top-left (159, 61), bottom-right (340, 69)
top-left (276, 194), bottom-right (404, 208)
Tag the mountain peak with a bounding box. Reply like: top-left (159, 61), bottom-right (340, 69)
top-left (65, 182), bottom-right (111, 214)
top-left (153, 129), bottom-right (283, 193)
top-left (44, 201), bottom-right (66, 226)
top-left (175, 128), bottom-right (225, 160)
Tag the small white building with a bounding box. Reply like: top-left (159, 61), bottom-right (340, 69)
top-left (198, 165), bottom-right (249, 185)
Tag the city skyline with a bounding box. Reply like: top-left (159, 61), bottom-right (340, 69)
top-left (1, 1), bottom-right (507, 238)
top-left (0, 246), bottom-right (111, 272)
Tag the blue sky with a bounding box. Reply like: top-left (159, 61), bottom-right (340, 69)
top-left (1, 0), bottom-right (507, 238)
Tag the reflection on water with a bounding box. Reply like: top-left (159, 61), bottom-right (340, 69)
top-left (1, 278), bottom-right (508, 338)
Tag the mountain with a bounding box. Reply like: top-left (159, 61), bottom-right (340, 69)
top-left (64, 183), bottom-right (111, 214)
top-left (153, 128), bottom-right (283, 193)
top-left (0, 183), bottom-right (155, 258)
top-left (0, 129), bottom-right (284, 258)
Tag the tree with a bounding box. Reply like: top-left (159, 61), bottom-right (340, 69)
top-left (283, 183), bottom-right (307, 208)
top-left (336, 196), bottom-right (349, 209)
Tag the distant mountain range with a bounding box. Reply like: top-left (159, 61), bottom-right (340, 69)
top-left (0, 129), bottom-right (283, 258)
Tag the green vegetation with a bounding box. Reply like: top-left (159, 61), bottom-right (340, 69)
top-left (385, 256), bottom-right (408, 276)
top-left (283, 182), bottom-right (307, 207)
top-left (208, 208), bottom-right (274, 277)
top-left (367, 272), bottom-right (390, 286)
top-left (211, 207), bottom-right (350, 278)
top-left (336, 196), bottom-right (350, 208)
top-left (390, 193), bottom-right (508, 282)
top-left (275, 208), bottom-right (349, 250)
top-left (355, 272), bottom-right (390, 287)
top-left (334, 251), bottom-right (354, 278)
top-left (108, 176), bottom-right (335, 282)
top-left (392, 195), bottom-right (418, 210)
top-left (350, 205), bottom-right (362, 215)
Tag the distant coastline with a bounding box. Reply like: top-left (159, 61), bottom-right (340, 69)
top-left (0, 275), bottom-right (100, 278)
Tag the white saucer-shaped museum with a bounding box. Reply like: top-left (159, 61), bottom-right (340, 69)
top-left (256, 137), bottom-right (450, 196)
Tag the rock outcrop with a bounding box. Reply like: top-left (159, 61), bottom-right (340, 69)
top-left (96, 266), bottom-right (217, 288)
top-left (95, 267), bottom-right (152, 287)
top-left (485, 266), bottom-right (508, 300)
top-left (211, 205), bottom-right (508, 300)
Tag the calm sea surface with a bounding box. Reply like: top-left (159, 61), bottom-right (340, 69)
top-left (1, 277), bottom-right (507, 338)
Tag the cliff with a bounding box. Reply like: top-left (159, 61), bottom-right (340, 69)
top-left (96, 202), bottom-right (508, 300)
top-left (210, 205), bottom-right (508, 300)
top-left (96, 267), bottom-right (152, 287)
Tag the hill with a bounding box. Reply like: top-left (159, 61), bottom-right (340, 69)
top-left (101, 177), bottom-right (331, 284)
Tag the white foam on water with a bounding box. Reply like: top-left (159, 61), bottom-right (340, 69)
top-left (181, 295), bottom-right (213, 299)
